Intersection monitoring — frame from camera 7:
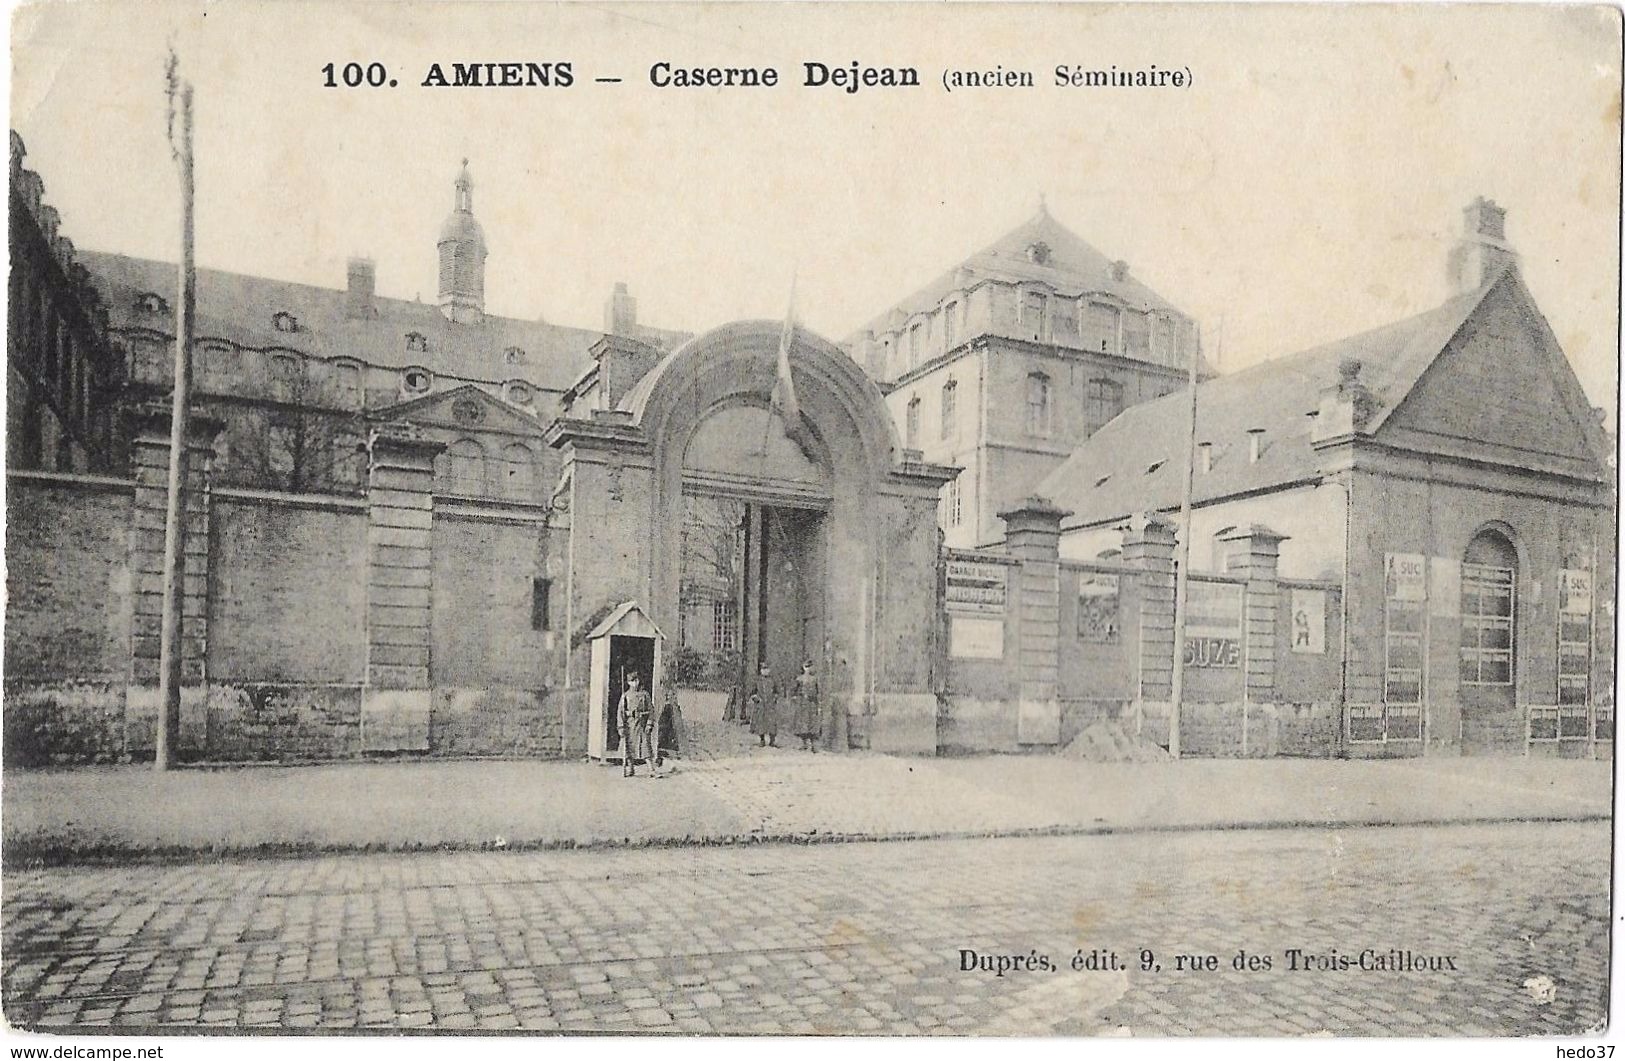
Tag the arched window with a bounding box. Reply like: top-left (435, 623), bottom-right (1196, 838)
top-left (438, 438), bottom-right (488, 496)
top-left (940, 379), bottom-right (958, 440)
top-left (905, 395), bottom-right (921, 448)
top-left (502, 442), bottom-right (537, 501)
top-left (1461, 529), bottom-right (1517, 686)
top-left (1025, 372), bottom-right (1051, 437)
top-left (269, 354), bottom-right (301, 399)
top-left (1085, 378), bottom-right (1123, 435)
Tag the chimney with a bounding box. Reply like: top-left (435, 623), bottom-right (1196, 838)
top-left (1246, 428), bottom-right (1265, 463)
top-left (1311, 357), bottom-right (1379, 443)
top-left (1197, 441), bottom-right (1213, 474)
top-left (1447, 196), bottom-right (1517, 294)
top-left (604, 281), bottom-right (637, 336)
top-left (346, 257), bottom-right (376, 319)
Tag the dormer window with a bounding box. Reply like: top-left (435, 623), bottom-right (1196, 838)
top-left (272, 311), bottom-right (299, 333)
top-left (506, 382), bottom-right (533, 406)
top-left (403, 367), bottom-right (432, 395)
top-left (1026, 241), bottom-right (1052, 266)
top-left (1145, 459), bottom-right (1166, 475)
top-left (504, 346), bottom-right (527, 365)
top-left (405, 332), bottom-right (429, 353)
top-left (1094, 475), bottom-right (1111, 488)
top-left (135, 292), bottom-right (168, 315)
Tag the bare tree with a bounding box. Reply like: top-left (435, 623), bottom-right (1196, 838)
top-left (220, 372), bottom-right (365, 495)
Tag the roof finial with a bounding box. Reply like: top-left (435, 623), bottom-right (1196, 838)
top-left (454, 158), bottom-right (473, 212)
top-left (1037, 190), bottom-right (1049, 217)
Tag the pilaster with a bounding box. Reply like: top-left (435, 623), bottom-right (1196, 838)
top-left (362, 422), bottom-right (444, 752)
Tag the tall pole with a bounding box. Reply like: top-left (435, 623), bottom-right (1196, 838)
top-left (156, 62), bottom-right (195, 771)
top-left (1167, 323), bottom-right (1206, 760)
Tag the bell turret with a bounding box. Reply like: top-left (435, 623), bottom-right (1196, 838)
top-left (437, 159), bottom-right (487, 324)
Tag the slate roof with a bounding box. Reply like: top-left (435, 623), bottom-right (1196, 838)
top-left (79, 250), bottom-right (688, 393)
top-left (1036, 277), bottom-right (1498, 530)
top-left (852, 205), bottom-right (1186, 340)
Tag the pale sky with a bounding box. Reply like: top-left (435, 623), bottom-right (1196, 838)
top-left (10, 2), bottom-right (1621, 411)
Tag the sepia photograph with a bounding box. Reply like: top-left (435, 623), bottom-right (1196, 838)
top-left (1, 0), bottom-right (1619, 1045)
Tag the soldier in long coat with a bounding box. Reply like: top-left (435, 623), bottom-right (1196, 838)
top-left (748, 663), bottom-right (779, 747)
top-left (618, 672), bottom-right (655, 777)
top-left (790, 658), bottom-right (821, 752)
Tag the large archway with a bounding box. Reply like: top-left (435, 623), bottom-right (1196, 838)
top-left (551, 320), bottom-right (955, 754)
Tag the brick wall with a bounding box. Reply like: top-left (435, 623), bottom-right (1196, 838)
top-left (208, 494), bottom-right (367, 683)
top-left (5, 473), bottom-right (133, 680)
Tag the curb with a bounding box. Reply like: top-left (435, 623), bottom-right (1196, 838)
top-left (3, 812), bottom-right (1609, 870)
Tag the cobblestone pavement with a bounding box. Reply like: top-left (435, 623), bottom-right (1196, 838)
top-left (2, 821), bottom-right (1608, 1036)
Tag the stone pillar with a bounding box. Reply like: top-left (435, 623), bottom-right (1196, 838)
top-left (127, 405), bottom-right (223, 757)
top-left (546, 410), bottom-right (656, 757)
top-left (1122, 512), bottom-right (1178, 702)
top-left (1221, 524), bottom-right (1289, 704)
top-left (362, 422), bottom-right (444, 752)
top-left (998, 496), bottom-right (1069, 746)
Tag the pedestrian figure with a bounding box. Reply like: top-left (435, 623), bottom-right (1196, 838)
top-left (749, 662), bottom-right (779, 747)
top-left (657, 687), bottom-right (685, 770)
top-left (791, 658), bottom-right (821, 752)
top-left (618, 671), bottom-right (655, 777)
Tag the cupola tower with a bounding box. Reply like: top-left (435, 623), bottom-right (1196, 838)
top-left (437, 159), bottom-right (487, 324)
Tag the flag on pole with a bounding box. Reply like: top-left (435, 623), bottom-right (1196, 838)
top-left (769, 272), bottom-right (813, 457)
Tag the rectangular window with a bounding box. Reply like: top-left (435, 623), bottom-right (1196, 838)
top-left (947, 476), bottom-right (962, 527)
top-left (531, 577), bottom-right (552, 631)
top-left (940, 383), bottom-right (957, 440)
top-left (1384, 599), bottom-right (1424, 705)
top-left (712, 599), bottom-right (737, 651)
top-left (1460, 563), bottom-right (1514, 685)
top-left (1025, 375), bottom-right (1050, 437)
top-left (1083, 301), bottom-right (1119, 354)
top-left (1558, 613), bottom-right (1591, 706)
top-left (1021, 291), bottom-right (1048, 342)
top-left (906, 398), bottom-right (920, 448)
top-left (943, 303), bottom-right (959, 350)
top-left (1123, 310), bottom-right (1152, 359)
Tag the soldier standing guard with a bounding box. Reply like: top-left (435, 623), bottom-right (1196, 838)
top-left (618, 672), bottom-right (656, 778)
top-left (791, 658), bottom-right (821, 752)
top-left (748, 662), bottom-right (780, 748)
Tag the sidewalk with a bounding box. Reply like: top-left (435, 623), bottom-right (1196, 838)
top-left (2, 747), bottom-right (1610, 865)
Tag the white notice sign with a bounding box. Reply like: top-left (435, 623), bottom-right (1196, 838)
top-left (949, 616), bottom-right (1005, 659)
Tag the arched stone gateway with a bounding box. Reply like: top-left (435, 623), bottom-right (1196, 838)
top-left (547, 321), bottom-right (957, 755)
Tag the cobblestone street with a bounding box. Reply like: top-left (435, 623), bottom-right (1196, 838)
top-left (3, 820), bottom-right (1609, 1036)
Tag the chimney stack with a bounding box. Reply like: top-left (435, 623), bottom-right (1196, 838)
top-left (604, 281), bottom-right (637, 336)
top-left (1447, 196), bottom-right (1517, 294)
top-left (347, 257), bottom-right (376, 319)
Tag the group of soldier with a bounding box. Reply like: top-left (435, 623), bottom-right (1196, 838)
top-left (733, 659), bottom-right (823, 752)
top-left (617, 657), bottom-right (824, 778)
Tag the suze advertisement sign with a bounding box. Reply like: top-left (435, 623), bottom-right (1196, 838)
top-left (1183, 581), bottom-right (1243, 669)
